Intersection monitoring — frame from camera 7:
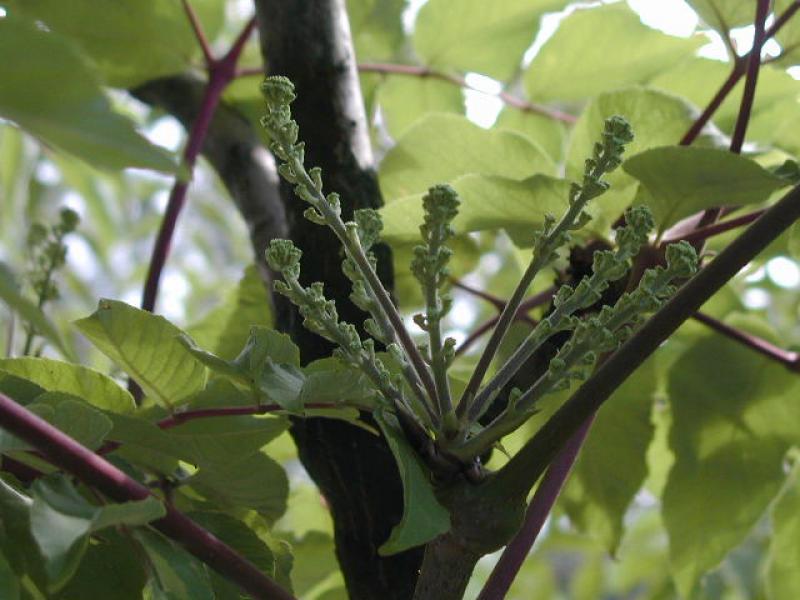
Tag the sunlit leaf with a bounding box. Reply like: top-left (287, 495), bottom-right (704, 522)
top-left (379, 113), bottom-right (553, 200)
top-left (0, 357), bottom-right (134, 414)
top-left (623, 146), bottom-right (787, 231)
top-left (765, 463), bottom-right (800, 599)
top-left (75, 299), bottom-right (207, 408)
top-left (377, 77), bottom-right (464, 139)
top-left (524, 4), bottom-right (702, 102)
top-left (381, 173), bottom-right (569, 245)
top-left (414, 0), bottom-right (568, 81)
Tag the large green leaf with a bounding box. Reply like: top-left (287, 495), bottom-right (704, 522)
top-left (0, 262), bottom-right (74, 360)
top-left (377, 78), bottom-right (464, 139)
top-left (414, 0), bottom-right (568, 81)
top-left (0, 17), bottom-right (177, 173)
top-left (134, 530), bottom-right (215, 600)
top-left (561, 358), bottom-right (659, 554)
top-left (381, 173), bottom-right (569, 246)
top-left (75, 299), bottom-right (207, 408)
top-left (375, 411), bottom-right (450, 555)
top-left (624, 146), bottom-right (787, 231)
top-left (0, 478), bottom-right (47, 589)
top-left (187, 265), bottom-right (273, 362)
top-left (29, 475), bottom-right (164, 590)
top-left (524, 4), bottom-right (702, 102)
top-left (379, 113), bottom-right (553, 201)
top-left (0, 357), bottom-right (134, 414)
top-left (566, 88), bottom-right (711, 229)
top-left (6, 0), bottom-right (225, 88)
top-left (765, 465), bottom-right (800, 599)
top-left (663, 321), bottom-right (800, 596)
top-left (190, 452), bottom-right (289, 521)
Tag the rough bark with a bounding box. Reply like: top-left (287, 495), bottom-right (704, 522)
top-left (254, 1), bottom-right (423, 598)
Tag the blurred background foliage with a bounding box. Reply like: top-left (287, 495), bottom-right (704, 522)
top-left (2, 0), bottom-right (800, 598)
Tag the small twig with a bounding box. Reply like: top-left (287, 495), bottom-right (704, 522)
top-left (679, 1), bottom-right (800, 147)
top-left (451, 279), bottom-right (505, 311)
top-left (180, 0), bottom-right (214, 67)
top-left (239, 62), bottom-right (577, 124)
top-left (661, 209), bottom-right (765, 246)
top-left (0, 392), bottom-right (296, 600)
top-left (477, 416), bottom-right (595, 600)
top-left (692, 311), bottom-right (800, 371)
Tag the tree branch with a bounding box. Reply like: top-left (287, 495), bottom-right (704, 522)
top-left (491, 182), bottom-right (800, 500)
top-left (661, 209), bottom-right (765, 246)
top-left (679, 1), bottom-right (800, 146)
top-left (0, 392), bottom-right (295, 600)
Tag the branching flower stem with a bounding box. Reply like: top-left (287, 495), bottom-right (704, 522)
top-left (491, 181), bottom-right (800, 501)
top-left (0, 392), bottom-right (296, 600)
top-left (457, 119), bottom-right (635, 424)
top-left (140, 10), bottom-right (256, 314)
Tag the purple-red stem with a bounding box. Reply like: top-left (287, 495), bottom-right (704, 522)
top-left (477, 416), bottom-right (595, 600)
top-left (140, 16), bottom-right (257, 314)
top-left (692, 311), bottom-right (800, 371)
top-left (662, 209), bottom-right (765, 246)
top-left (0, 392), bottom-right (295, 600)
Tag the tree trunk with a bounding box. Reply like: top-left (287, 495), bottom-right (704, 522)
top-left (254, 1), bottom-right (424, 598)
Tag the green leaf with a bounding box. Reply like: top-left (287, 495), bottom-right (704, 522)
top-left (375, 411), bottom-right (450, 555)
top-left (379, 113), bottom-right (553, 201)
top-left (0, 357), bottom-right (134, 414)
top-left (187, 266), bottom-right (273, 362)
top-left (381, 173), bottom-right (570, 245)
top-left (22, 394), bottom-right (113, 451)
top-left (135, 529), bottom-right (215, 600)
top-left (494, 107), bottom-right (567, 164)
top-left (765, 464), bottom-right (800, 599)
top-left (0, 262), bottom-right (74, 360)
top-left (377, 77), bottom-right (464, 139)
top-left (561, 358), bottom-right (659, 554)
top-left (524, 4), bottom-right (702, 102)
top-left (190, 452), bottom-right (289, 521)
top-left (29, 475), bottom-right (164, 591)
top-left (662, 322), bottom-right (800, 596)
top-left (257, 363), bottom-right (305, 413)
top-left (0, 549), bottom-right (19, 600)
top-left (623, 146), bottom-right (787, 231)
top-left (53, 530), bottom-right (147, 600)
top-left (299, 358), bottom-right (376, 407)
top-left (348, 0), bottom-right (406, 61)
top-left (566, 88), bottom-right (713, 228)
top-left (687, 1), bottom-right (755, 35)
top-left (6, 0), bottom-right (225, 88)
top-left (0, 478), bottom-right (47, 588)
top-left (0, 17), bottom-right (178, 173)
top-left (75, 299), bottom-right (207, 408)
top-left (775, 0), bottom-right (800, 66)
top-left (414, 0), bottom-right (568, 81)
top-left (285, 531), bottom-right (339, 596)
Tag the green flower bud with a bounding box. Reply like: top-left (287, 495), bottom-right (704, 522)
top-left (266, 239), bottom-right (302, 279)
